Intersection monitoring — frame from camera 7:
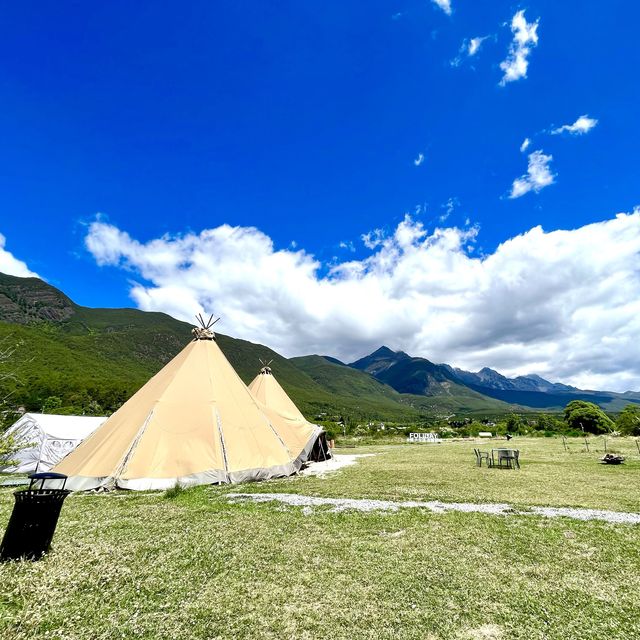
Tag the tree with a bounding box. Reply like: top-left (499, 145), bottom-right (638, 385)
top-left (563, 400), bottom-right (614, 434)
top-left (0, 338), bottom-right (24, 464)
top-left (616, 404), bottom-right (640, 436)
top-left (505, 413), bottom-right (525, 434)
top-left (41, 395), bottom-right (62, 413)
top-left (536, 414), bottom-right (562, 432)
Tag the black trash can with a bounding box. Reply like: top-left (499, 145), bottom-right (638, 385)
top-left (0, 472), bottom-right (70, 561)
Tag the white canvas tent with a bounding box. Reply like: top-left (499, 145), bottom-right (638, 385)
top-left (53, 320), bottom-right (325, 491)
top-left (0, 413), bottom-right (106, 474)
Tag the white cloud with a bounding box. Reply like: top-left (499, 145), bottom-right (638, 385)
top-left (520, 137), bottom-right (531, 153)
top-left (361, 228), bottom-right (386, 249)
top-left (414, 152), bottom-right (425, 166)
top-left (451, 35), bottom-right (489, 67)
top-left (0, 233), bottom-right (39, 278)
top-left (468, 36), bottom-right (487, 56)
top-left (85, 210), bottom-right (640, 391)
top-left (431, 0), bottom-right (452, 15)
top-left (552, 115), bottom-right (598, 136)
top-left (499, 10), bottom-right (539, 85)
top-left (509, 150), bottom-right (555, 198)
top-left (339, 241), bottom-right (356, 252)
top-left (440, 197), bottom-right (459, 222)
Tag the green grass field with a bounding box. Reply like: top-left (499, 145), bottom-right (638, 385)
top-left (1, 437), bottom-right (639, 640)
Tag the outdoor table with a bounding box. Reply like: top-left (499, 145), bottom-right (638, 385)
top-left (491, 448), bottom-right (519, 469)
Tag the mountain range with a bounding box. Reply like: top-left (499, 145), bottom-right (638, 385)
top-left (0, 272), bottom-right (637, 420)
top-left (348, 346), bottom-right (638, 411)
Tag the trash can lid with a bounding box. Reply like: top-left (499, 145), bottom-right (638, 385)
top-left (28, 472), bottom-right (68, 480)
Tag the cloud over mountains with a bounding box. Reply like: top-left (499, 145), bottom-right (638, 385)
top-left (85, 210), bottom-right (640, 392)
top-left (0, 234), bottom-right (39, 279)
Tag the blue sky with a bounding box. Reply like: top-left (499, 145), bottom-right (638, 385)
top-left (1, 1), bottom-right (639, 389)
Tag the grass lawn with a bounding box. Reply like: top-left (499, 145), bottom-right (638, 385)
top-left (0, 437), bottom-right (638, 640)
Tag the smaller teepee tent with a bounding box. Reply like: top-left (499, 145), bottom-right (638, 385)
top-left (248, 363), bottom-right (330, 462)
top-left (0, 413), bottom-right (106, 474)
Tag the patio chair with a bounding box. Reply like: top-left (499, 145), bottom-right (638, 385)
top-left (474, 448), bottom-right (491, 467)
top-left (495, 448), bottom-right (520, 469)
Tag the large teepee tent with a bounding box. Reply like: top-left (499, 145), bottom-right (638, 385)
top-left (53, 319), bottom-right (325, 490)
top-left (248, 363), bottom-right (330, 462)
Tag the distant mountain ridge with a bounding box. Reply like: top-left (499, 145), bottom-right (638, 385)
top-left (348, 346), bottom-right (640, 411)
top-left (293, 353), bottom-right (511, 415)
top-left (351, 346), bottom-right (460, 395)
top-left (445, 366), bottom-right (577, 394)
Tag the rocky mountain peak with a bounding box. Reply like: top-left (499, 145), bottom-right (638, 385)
top-left (0, 273), bottom-right (76, 324)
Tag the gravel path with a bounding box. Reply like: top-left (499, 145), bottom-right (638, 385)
top-left (227, 492), bottom-right (640, 525)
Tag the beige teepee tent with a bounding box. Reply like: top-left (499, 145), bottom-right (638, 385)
top-left (53, 320), bottom-right (324, 490)
top-left (248, 363), bottom-right (330, 462)
top-left (248, 362), bottom-right (308, 423)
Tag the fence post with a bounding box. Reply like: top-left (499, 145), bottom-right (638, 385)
top-left (562, 436), bottom-right (567, 452)
top-left (584, 436), bottom-right (589, 452)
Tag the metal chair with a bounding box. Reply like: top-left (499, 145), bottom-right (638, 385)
top-left (474, 448), bottom-right (491, 467)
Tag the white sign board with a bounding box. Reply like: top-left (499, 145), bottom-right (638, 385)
top-left (408, 432), bottom-right (442, 443)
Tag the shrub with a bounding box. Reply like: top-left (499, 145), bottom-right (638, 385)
top-left (616, 404), bottom-right (640, 436)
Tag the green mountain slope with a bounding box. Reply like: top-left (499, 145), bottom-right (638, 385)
top-left (4, 272), bottom-right (633, 417)
top-left (0, 273), bottom-right (425, 420)
top-left (4, 272), bottom-right (560, 418)
top-left (289, 355), bottom-right (419, 419)
top-left (290, 355), bottom-right (400, 399)
top-left (291, 354), bottom-right (514, 416)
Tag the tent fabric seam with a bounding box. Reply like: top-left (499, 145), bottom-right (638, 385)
top-left (214, 407), bottom-right (230, 481)
top-left (111, 408), bottom-right (155, 485)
